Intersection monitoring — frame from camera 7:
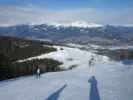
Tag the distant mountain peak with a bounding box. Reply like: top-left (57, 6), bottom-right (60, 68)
top-left (48, 21), bottom-right (103, 28)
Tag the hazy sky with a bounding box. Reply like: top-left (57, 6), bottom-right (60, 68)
top-left (0, 0), bottom-right (133, 26)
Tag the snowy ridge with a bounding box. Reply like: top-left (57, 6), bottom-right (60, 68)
top-left (48, 21), bottom-right (103, 28)
top-left (17, 46), bottom-right (109, 69)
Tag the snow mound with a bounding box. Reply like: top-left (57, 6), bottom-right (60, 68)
top-left (17, 45), bottom-right (109, 69)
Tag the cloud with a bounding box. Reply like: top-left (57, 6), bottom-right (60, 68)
top-left (0, 5), bottom-right (133, 26)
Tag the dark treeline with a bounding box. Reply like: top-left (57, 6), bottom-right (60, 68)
top-left (0, 36), bottom-right (62, 81)
top-left (0, 56), bottom-right (62, 81)
top-left (97, 49), bottom-right (133, 61)
top-left (111, 49), bottom-right (133, 60)
top-left (0, 36), bottom-right (56, 61)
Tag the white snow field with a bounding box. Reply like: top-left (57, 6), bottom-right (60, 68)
top-left (1, 46), bottom-right (133, 100)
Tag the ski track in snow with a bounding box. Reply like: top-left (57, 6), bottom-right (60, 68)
top-left (0, 46), bottom-right (133, 100)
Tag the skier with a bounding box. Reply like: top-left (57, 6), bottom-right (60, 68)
top-left (89, 56), bottom-right (95, 69)
top-left (36, 66), bottom-right (41, 78)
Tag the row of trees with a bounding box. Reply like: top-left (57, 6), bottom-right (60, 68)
top-left (0, 53), bottom-right (62, 81)
top-left (0, 36), bottom-right (62, 81)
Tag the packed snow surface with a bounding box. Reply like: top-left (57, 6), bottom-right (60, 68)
top-left (17, 46), bottom-right (109, 69)
top-left (1, 46), bottom-right (133, 100)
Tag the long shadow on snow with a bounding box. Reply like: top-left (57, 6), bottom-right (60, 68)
top-left (88, 76), bottom-right (101, 100)
top-left (46, 84), bottom-right (67, 100)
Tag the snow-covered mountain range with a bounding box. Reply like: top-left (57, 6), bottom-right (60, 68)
top-left (0, 22), bottom-right (133, 45)
top-left (47, 21), bottom-right (103, 28)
